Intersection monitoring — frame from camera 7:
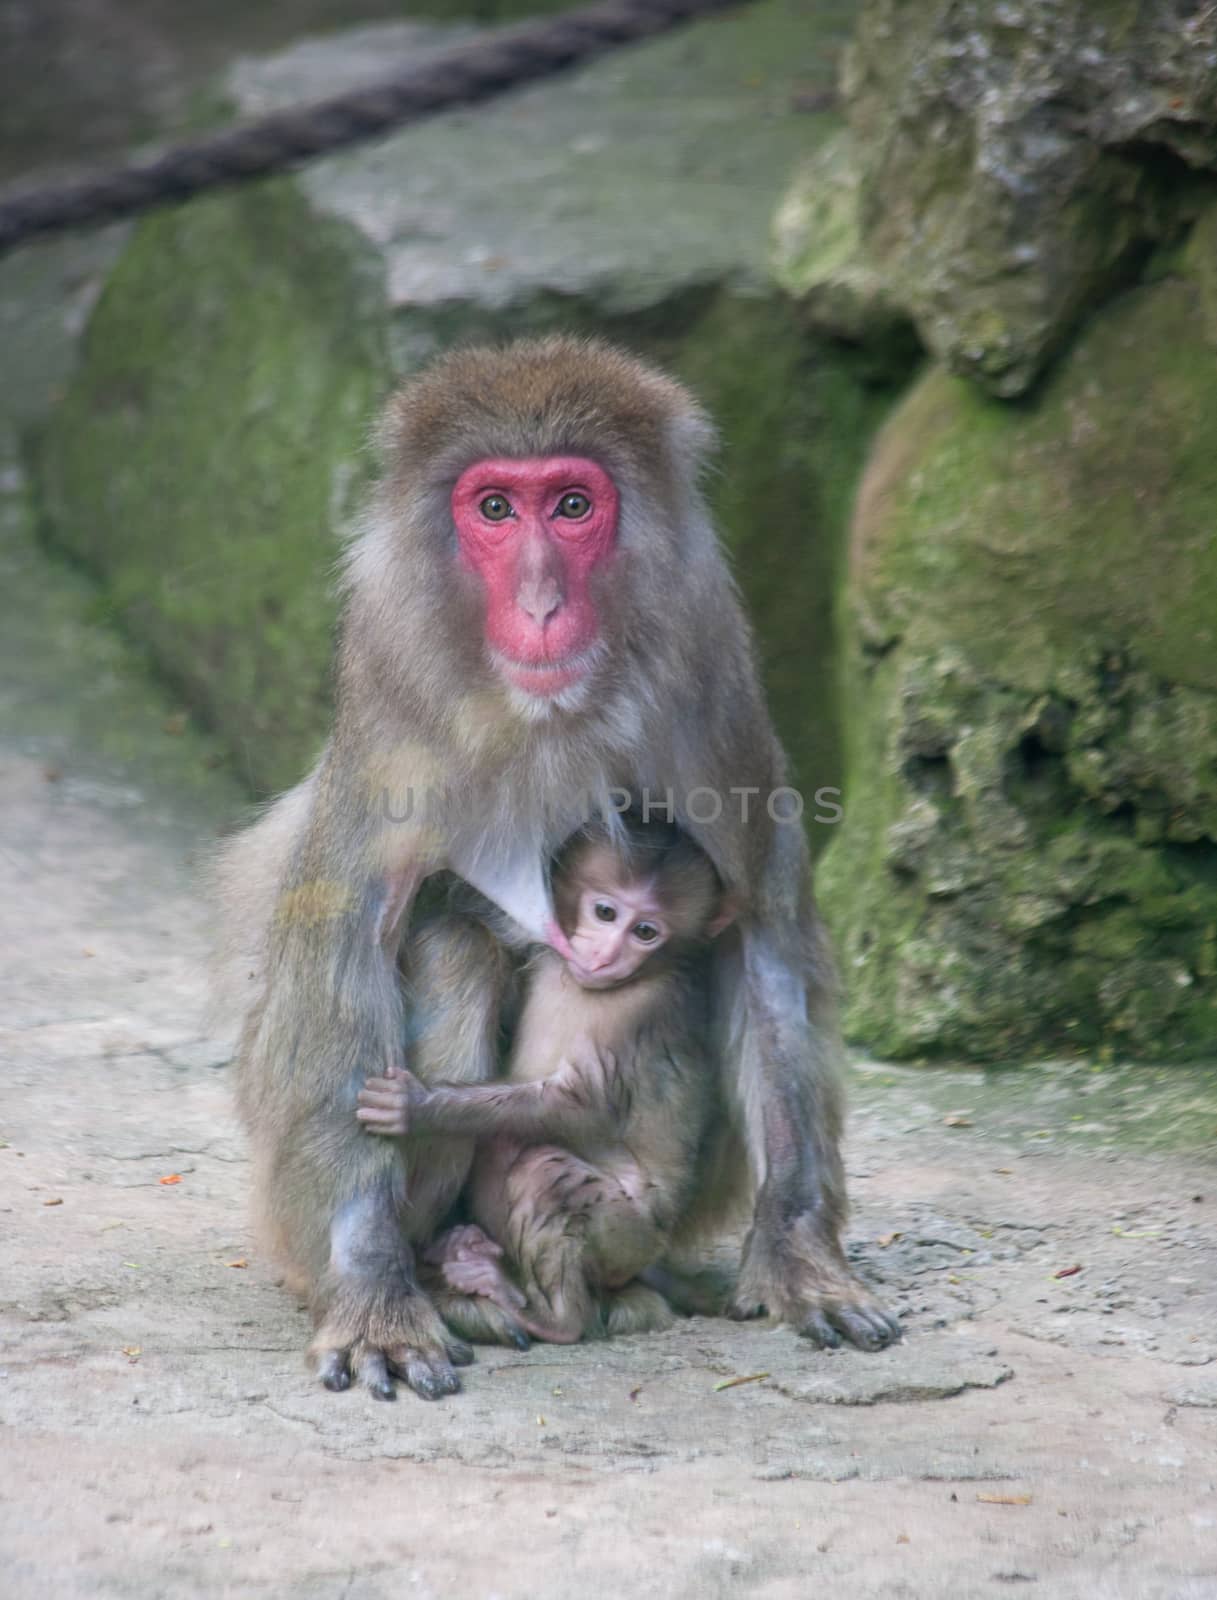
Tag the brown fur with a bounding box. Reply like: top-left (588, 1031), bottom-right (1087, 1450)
top-left (214, 336), bottom-right (898, 1401)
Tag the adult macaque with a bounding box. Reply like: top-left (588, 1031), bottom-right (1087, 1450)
top-left (357, 815), bottom-right (730, 1343)
top-left (216, 336), bottom-right (899, 1401)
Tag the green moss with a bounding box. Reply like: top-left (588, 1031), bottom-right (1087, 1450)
top-left (36, 182), bottom-right (390, 795)
top-left (0, 430), bottom-right (239, 826)
top-left (771, 132), bottom-right (918, 373)
top-left (822, 214), bottom-right (1217, 1061)
top-left (668, 294), bottom-right (905, 840)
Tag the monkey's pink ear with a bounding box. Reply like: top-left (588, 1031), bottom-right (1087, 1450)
top-left (706, 896), bottom-right (739, 940)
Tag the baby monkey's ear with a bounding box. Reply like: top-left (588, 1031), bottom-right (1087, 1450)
top-left (705, 893), bottom-right (739, 940)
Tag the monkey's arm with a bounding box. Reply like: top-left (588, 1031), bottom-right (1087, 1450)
top-left (731, 822), bottom-right (901, 1351)
top-left (229, 775), bottom-right (505, 1399)
top-left (676, 695), bottom-right (901, 1353)
top-left (358, 1056), bottom-right (620, 1144)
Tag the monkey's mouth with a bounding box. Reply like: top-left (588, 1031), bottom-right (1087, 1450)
top-left (566, 968), bottom-right (627, 991)
top-left (492, 645), bottom-right (603, 698)
top-left (501, 661), bottom-right (584, 694)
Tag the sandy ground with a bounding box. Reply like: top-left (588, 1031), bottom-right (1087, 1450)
top-left (2, 534), bottom-right (1217, 1599)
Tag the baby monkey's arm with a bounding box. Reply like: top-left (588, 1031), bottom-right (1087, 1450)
top-left (356, 1052), bottom-right (622, 1143)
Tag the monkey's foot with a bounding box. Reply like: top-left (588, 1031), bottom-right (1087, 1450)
top-left (424, 1226), bottom-right (540, 1349)
top-left (309, 1282), bottom-right (474, 1402)
top-left (433, 1287), bottom-right (566, 1349)
top-left (733, 1216), bottom-right (902, 1352)
top-left (425, 1225), bottom-right (528, 1311)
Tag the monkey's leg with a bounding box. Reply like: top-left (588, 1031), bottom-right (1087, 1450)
top-left (396, 911), bottom-right (539, 1352)
top-left (298, 1137), bottom-right (476, 1402)
top-left (242, 856), bottom-right (487, 1401)
top-left (638, 1262), bottom-right (734, 1318)
top-left (499, 1146), bottom-right (668, 1343)
top-left (422, 1223), bottom-right (554, 1347)
top-left (253, 1127), bottom-right (474, 1401)
top-left (600, 1282), bottom-right (676, 1337)
top-left (427, 1140), bottom-right (569, 1348)
top-left (728, 849), bottom-right (902, 1352)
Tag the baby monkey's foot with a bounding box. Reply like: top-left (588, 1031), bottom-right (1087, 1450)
top-left (425, 1225), bottom-right (527, 1314)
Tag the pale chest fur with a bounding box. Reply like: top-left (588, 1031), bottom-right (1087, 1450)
top-left (506, 953), bottom-right (666, 1084)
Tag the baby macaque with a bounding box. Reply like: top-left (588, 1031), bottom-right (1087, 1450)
top-left (356, 815), bottom-right (732, 1343)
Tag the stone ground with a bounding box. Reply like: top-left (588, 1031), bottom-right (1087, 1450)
top-left (1, 475), bottom-right (1216, 1600)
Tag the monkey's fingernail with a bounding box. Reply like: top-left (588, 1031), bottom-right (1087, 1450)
top-left (839, 1313), bottom-right (883, 1351)
top-left (446, 1340), bottom-right (475, 1367)
top-left (403, 1358), bottom-right (459, 1400)
top-left (802, 1314), bottom-right (842, 1349)
top-left (510, 1330), bottom-right (531, 1352)
top-left (357, 1349), bottom-right (398, 1399)
top-left (315, 1350), bottom-right (351, 1391)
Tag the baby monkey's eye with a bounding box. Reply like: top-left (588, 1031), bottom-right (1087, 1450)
top-left (479, 494), bottom-right (512, 521)
top-left (632, 922), bottom-right (659, 944)
top-left (556, 491), bottom-right (590, 518)
top-left (594, 902), bottom-right (617, 922)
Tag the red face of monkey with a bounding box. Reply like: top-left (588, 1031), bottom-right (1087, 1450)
top-left (452, 456), bottom-right (619, 700)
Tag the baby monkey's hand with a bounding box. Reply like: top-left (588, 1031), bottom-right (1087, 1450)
top-left (356, 1064), bottom-right (428, 1137)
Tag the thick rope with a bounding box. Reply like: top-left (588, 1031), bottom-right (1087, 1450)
top-left (0, 0), bottom-right (743, 255)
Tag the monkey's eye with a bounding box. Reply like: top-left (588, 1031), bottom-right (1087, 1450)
top-left (594, 902), bottom-right (617, 923)
top-left (555, 491), bottom-right (591, 519)
top-left (632, 922), bottom-right (659, 944)
top-left (479, 494), bottom-right (513, 522)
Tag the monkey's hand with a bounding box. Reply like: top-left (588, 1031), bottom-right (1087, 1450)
top-left (733, 1201), bottom-right (902, 1352)
top-left (356, 1065), bottom-right (429, 1137)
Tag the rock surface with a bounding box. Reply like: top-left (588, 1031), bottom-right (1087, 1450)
top-left (0, 1), bottom-right (573, 183)
top-left (820, 204), bottom-right (1217, 1061)
top-left (840, 0), bottom-right (1217, 395)
top-left (2, 509), bottom-right (1216, 1597)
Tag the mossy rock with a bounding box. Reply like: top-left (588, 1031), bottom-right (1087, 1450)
top-left (820, 206), bottom-right (1217, 1061)
top-left (771, 130), bottom-right (916, 377)
top-left (36, 183), bottom-right (389, 797)
top-left (843, 0), bottom-right (1217, 396)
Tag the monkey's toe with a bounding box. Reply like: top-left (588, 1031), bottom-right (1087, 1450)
top-left (797, 1310), bottom-right (843, 1349)
top-left (794, 1296), bottom-right (902, 1352)
top-left (837, 1304), bottom-right (902, 1351)
top-left (388, 1349), bottom-right (462, 1400)
top-left (315, 1349), bottom-right (351, 1392)
top-left (727, 1298), bottom-right (767, 1322)
top-left (445, 1338), bottom-right (475, 1367)
top-left (356, 1349), bottom-right (398, 1400)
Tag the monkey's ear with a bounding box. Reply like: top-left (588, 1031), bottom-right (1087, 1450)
top-left (706, 895), bottom-right (739, 940)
